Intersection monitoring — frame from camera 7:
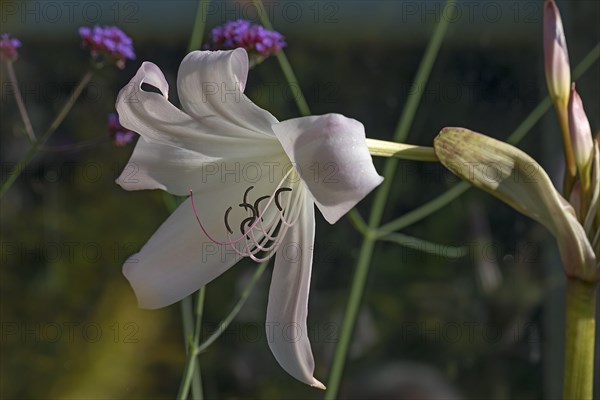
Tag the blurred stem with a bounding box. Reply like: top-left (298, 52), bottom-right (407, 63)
top-left (378, 42), bottom-right (600, 237)
top-left (253, 0), bottom-right (311, 116)
top-left (325, 2), bottom-right (456, 398)
top-left (379, 232), bottom-right (467, 258)
top-left (178, 3), bottom-right (210, 399)
top-left (177, 296), bottom-right (202, 399)
top-left (4, 60), bottom-right (36, 142)
top-left (556, 105), bottom-right (576, 196)
top-left (197, 261), bottom-right (269, 354)
top-left (377, 182), bottom-right (469, 237)
top-left (346, 209), bottom-right (369, 236)
top-left (563, 279), bottom-right (596, 400)
top-left (187, 0), bottom-right (209, 51)
top-left (0, 69), bottom-right (93, 198)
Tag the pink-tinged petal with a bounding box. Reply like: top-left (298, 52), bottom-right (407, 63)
top-left (177, 49), bottom-right (278, 137)
top-left (272, 114), bottom-right (383, 224)
top-left (434, 127), bottom-right (597, 282)
top-left (266, 198), bottom-right (325, 389)
top-left (568, 84), bottom-right (594, 173)
top-left (124, 181), bottom-right (280, 309)
top-left (116, 61), bottom-right (279, 151)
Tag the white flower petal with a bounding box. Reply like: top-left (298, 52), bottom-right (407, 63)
top-left (116, 61), bottom-right (279, 153)
top-left (177, 49), bottom-right (278, 137)
top-left (124, 180), bottom-right (279, 309)
top-left (272, 114), bottom-right (383, 224)
top-left (266, 197), bottom-right (324, 389)
top-left (117, 136), bottom-right (285, 195)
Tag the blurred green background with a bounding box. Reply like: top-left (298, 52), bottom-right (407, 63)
top-left (1, 0), bottom-right (599, 399)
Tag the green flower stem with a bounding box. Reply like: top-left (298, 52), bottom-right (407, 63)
top-left (253, 0), bottom-right (311, 117)
top-left (177, 2), bottom-right (211, 399)
top-left (563, 279), bottom-right (596, 400)
top-left (4, 60), bottom-right (36, 142)
top-left (187, 0), bottom-right (209, 51)
top-left (325, 2), bottom-right (456, 398)
top-left (379, 232), bottom-right (467, 258)
top-left (177, 296), bottom-right (202, 399)
top-left (0, 69), bottom-right (93, 198)
top-left (377, 182), bottom-right (469, 238)
top-left (366, 139), bottom-right (438, 162)
top-left (197, 261), bottom-right (269, 354)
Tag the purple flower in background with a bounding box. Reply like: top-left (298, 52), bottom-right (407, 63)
top-left (207, 20), bottom-right (286, 65)
top-left (108, 113), bottom-right (135, 146)
top-left (79, 26), bottom-right (135, 69)
top-left (0, 33), bottom-right (22, 61)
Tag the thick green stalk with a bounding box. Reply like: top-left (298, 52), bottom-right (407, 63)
top-left (325, 2), bottom-right (456, 398)
top-left (563, 279), bottom-right (596, 400)
top-left (0, 70), bottom-right (93, 198)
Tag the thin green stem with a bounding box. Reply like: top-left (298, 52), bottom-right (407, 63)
top-left (197, 261), bottom-right (269, 354)
top-left (4, 60), bottom-right (36, 142)
top-left (0, 69), bottom-right (94, 198)
top-left (377, 182), bottom-right (469, 238)
top-left (379, 232), bottom-right (467, 258)
top-left (346, 209), bottom-right (369, 236)
top-left (253, 0), bottom-right (311, 116)
top-left (563, 279), bottom-right (596, 400)
top-left (177, 292), bottom-right (204, 400)
top-left (187, 0), bottom-right (209, 51)
top-left (178, 4), bottom-right (211, 399)
top-left (177, 297), bottom-right (199, 400)
top-left (192, 287), bottom-right (206, 399)
top-left (325, 2), bottom-right (455, 398)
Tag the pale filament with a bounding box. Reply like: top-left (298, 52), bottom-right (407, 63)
top-left (190, 168), bottom-right (302, 262)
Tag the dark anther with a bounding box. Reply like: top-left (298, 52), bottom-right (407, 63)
top-left (253, 195), bottom-right (270, 218)
top-left (224, 207), bottom-right (234, 234)
top-left (243, 186), bottom-right (254, 203)
top-left (238, 202), bottom-right (255, 215)
top-left (274, 187), bottom-right (292, 211)
top-left (240, 216), bottom-right (256, 235)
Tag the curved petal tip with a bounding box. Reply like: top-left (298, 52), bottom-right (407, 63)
top-left (311, 379), bottom-right (326, 390)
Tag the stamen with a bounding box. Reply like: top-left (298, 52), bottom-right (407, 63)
top-left (243, 186), bottom-right (254, 203)
top-left (189, 168), bottom-right (296, 252)
top-left (224, 206), bottom-right (234, 234)
top-left (275, 187), bottom-right (292, 211)
top-left (240, 216), bottom-right (255, 235)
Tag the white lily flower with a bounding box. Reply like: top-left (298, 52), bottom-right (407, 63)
top-left (115, 48), bottom-right (383, 388)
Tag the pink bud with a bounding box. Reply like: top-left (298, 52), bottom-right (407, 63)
top-left (543, 0), bottom-right (571, 105)
top-left (568, 84), bottom-right (594, 172)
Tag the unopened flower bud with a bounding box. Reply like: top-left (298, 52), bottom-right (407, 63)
top-left (544, 0), bottom-right (571, 106)
top-left (568, 84), bottom-right (594, 176)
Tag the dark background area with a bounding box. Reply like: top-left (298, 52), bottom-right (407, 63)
top-left (1, 1), bottom-right (599, 399)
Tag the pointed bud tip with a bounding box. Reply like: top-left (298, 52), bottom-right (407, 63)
top-left (543, 0), bottom-right (570, 105)
top-left (310, 379), bottom-right (326, 390)
top-left (568, 85), bottom-right (593, 173)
